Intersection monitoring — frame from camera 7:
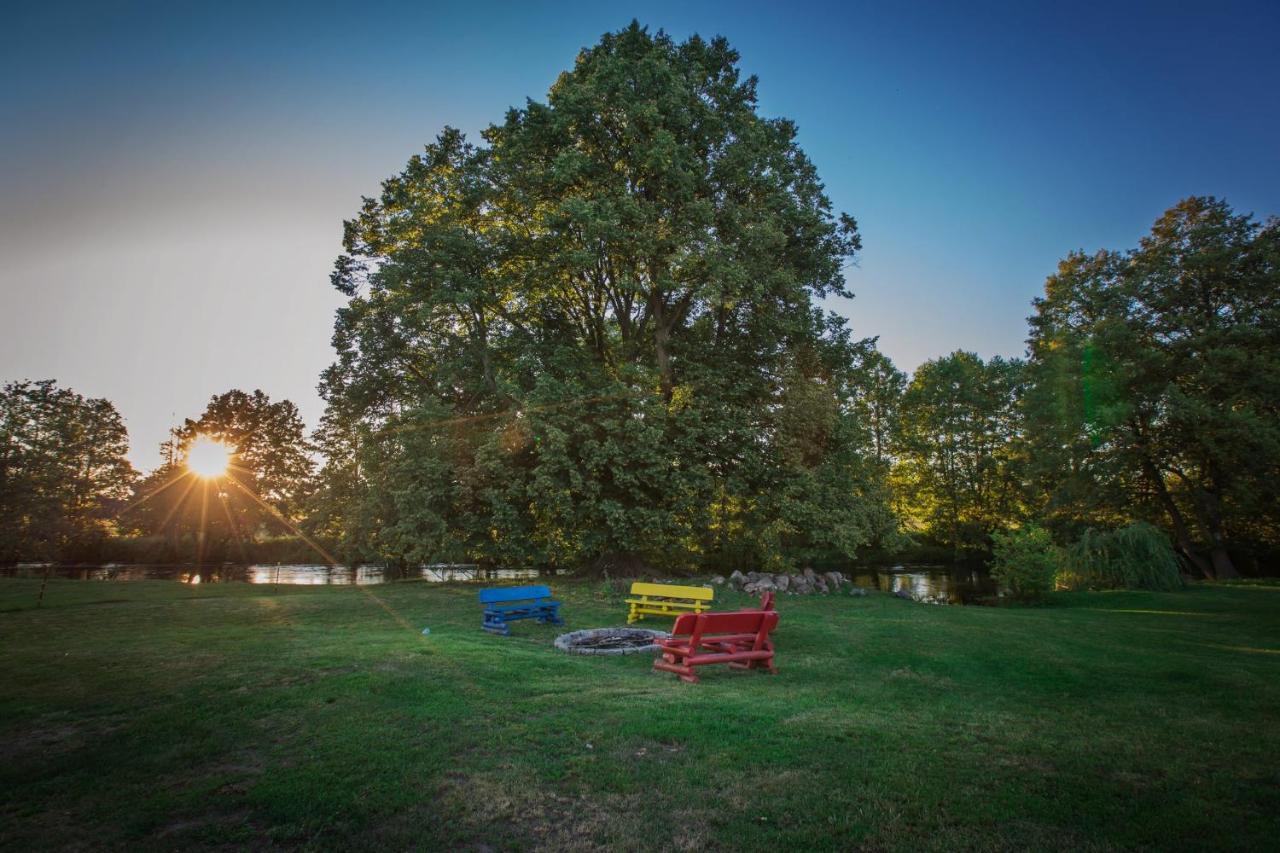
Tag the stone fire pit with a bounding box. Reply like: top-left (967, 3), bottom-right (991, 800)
top-left (554, 627), bottom-right (669, 655)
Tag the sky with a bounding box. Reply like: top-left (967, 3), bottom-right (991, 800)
top-left (2, 1), bottom-right (1278, 470)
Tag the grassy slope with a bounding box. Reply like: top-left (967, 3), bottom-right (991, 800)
top-left (1, 579), bottom-right (1277, 851)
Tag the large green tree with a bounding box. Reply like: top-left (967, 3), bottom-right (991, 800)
top-left (1026, 197), bottom-right (1280, 578)
top-left (0, 380), bottom-right (135, 562)
top-left (318, 23), bottom-right (894, 571)
top-left (892, 352), bottom-right (1027, 553)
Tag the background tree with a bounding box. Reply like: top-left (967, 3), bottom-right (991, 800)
top-left (891, 352), bottom-right (1027, 554)
top-left (317, 23), bottom-right (894, 572)
top-left (0, 380), bottom-right (135, 562)
top-left (848, 345), bottom-right (906, 466)
top-left (1026, 197), bottom-right (1280, 578)
top-left (129, 390), bottom-right (314, 560)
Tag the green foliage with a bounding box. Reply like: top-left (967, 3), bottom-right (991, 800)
top-left (1060, 522), bottom-right (1184, 591)
top-left (96, 533), bottom-right (335, 565)
top-left (849, 347), bottom-right (906, 466)
top-left (892, 351), bottom-right (1027, 554)
top-left (315, 24), bottom-right (896, 571)
top-left (990, 524), bottom-right (1060, 601)
top-left (0, 380), bottom-right (136, 562)
top-left (1026, 197), bottom-right (1280, 578)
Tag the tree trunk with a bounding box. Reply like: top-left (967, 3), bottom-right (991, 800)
top-left (1137, 453), bottom-right (1213, 578)
top-left (1201, 508), bottom-right (1239, 580)
top-left (1210, 542), bottom-right (1239, 580)
top-left (654, 321), bottom-right (673, 403)
top-left (1199, 463), bottom-right (1240, 580)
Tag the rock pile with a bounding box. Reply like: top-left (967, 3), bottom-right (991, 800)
top-left (712, 568), bottom-right (868, 596)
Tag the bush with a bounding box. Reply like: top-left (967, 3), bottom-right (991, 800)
top-left (1060, 522), bottom-right (1184, 591)
top-left (990, 525), bottom-right (1061, 601)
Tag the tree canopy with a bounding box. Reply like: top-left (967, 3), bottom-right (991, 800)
top-left (891, 352), bottom-right (1027, 554)
top-left (317, 23), bottom-right (894, 572)
top-left (1026, 197), bottom-right (1280, 577)
top-left (0, 380), bottom-right (135, 562)
top-left (4, 26), bottom-right (1276, 584)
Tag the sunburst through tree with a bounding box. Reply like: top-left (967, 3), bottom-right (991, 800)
top-left (121, 390), bottom-right (315, 563)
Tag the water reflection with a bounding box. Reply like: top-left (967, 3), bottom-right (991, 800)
top-left (0, 563), bottom-right (547, 586)
top-left (847, 564), bottom-right (997, 605)
top-left (3, 562), bottom-right (995, 602)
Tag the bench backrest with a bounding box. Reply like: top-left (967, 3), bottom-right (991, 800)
top-left (479, 585), bottom-right (554, 604)
top-left (629, 582), bottom-right (714, 601)
top-left (671, 610), bottom-right (778, 639)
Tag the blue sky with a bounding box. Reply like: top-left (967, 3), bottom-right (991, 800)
top-left (3, 1), bottom-right (1278, 468)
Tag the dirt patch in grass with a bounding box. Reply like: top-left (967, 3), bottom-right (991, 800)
top-left (0, 714), bottom-right (128, 764)
top-left (427, 768), bottom-right (664, 850)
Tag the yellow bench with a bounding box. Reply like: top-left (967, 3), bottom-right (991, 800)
top-left (625, 582), bottom-right (714, 624)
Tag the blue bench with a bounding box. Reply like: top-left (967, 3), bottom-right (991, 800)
top-left (479, 585), bottom-right (564, 636)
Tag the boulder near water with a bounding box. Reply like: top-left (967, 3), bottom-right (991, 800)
top-left (720, 570), bottom-right (871, 597)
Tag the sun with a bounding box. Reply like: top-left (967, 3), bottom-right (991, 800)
top-left (186, 436), bottom-right (231, 479)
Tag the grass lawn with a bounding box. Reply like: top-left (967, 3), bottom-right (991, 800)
top-left (1, 577), bottom-right (1278, 851)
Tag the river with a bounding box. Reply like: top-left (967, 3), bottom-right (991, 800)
top-left (1, 562), bottom-right (997, 603)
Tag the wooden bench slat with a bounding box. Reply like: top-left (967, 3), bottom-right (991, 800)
top-left (628, 582), bottom-right (715, 601)
top-left (479, 585), bottom-right (554, 604)
top-left (625, 582), bottom-right (714, 624)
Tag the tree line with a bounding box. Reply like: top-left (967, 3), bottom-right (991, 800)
top-left (3, 25), bottom-right (1276, 578)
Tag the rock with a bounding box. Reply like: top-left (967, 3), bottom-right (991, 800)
top-left (802, 567), bottom-right (817, 579)
top-left (755, 577), bottom-right (777, 592)
top-left (848, 587), bottom-right (867, 597)
top-left (892, 589), bottom-right (914, 601)
top-left (823, 571), bottom-right (843, 590)
top-left (746, 571), bottom-right (762, 583)
top-left (792, 576), bottom-right (814, 595)
top-left (815, 578), bottom-right (830, 594)
top-left (729, 570), bottom-right (746, 588)
top-left (774, 574), bottom-right (790, 592)
top-left (710, 575), bottom-right (726, 586)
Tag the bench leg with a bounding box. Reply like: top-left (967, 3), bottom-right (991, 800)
top-left (482, 615), bottom-right (511, 636)
top-left (652, 658), bottom-right (699, 683)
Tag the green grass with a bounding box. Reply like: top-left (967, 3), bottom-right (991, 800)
top-left (2, 578), bottom-right (1278, 851)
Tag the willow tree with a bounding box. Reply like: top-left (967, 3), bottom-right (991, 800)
top-left (318, 23), bottom-right (894, 571)
top-left (1027, 197), bottom-right (1280, 578)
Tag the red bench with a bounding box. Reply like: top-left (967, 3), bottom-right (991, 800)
top-left (653, 610), bottom-right (779, 684)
